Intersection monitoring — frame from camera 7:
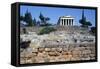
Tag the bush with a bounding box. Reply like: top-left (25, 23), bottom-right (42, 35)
top-left (40, 23), bottom-right (52, 26)
top-left (20, 41), bottom-right (31, 49)
top-left (38, 27), bottom-right (56, 35)
top-left (90, 27), bottom-right (96, 35)
top-left (23, 28), bottom-right (27, 34)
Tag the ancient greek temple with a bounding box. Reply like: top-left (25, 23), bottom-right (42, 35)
top-left (58, 16), bottom-right (74, 26)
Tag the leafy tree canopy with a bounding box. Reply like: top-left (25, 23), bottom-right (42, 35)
top-left (39, 12), bottom-right (50, 26)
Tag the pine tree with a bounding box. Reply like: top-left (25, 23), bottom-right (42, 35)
top-left (79, 9), bottom-right (92, 28)
top-left (33, 18), bottom-right (37, 26)
top-left (39, 12), bottom-right (45, 24)
top-left (24, 10), bottom-right (33, 26)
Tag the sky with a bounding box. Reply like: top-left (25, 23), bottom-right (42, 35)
top-left (20, 5), bottom-right (96, 26)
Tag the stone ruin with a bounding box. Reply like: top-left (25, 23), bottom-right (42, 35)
top-left (20, 26), bottom-right (96, 64)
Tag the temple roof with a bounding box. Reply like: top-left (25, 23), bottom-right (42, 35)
top-left (60, 15), bottom-right (74, 19)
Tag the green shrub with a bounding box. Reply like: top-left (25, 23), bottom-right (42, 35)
top-left (90, 27), bottom-right (96, 35)
top-left (38, 27), bottom-right (56, 35)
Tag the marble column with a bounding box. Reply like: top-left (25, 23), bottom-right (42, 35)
top-left (70, 19), bottom-right (72, 26)
top-left (63, 19), bottom-right (64, 26)
top-left (62, 19), bottom-right (63, 26)
top-left (63, 19), bottom-right (65, 26)
top-left (65, 19), bottom-right (67, 26)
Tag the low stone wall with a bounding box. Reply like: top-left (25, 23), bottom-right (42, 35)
top-left (20, 43), bottom-right (95, 64)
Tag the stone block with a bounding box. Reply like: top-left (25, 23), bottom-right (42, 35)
top-left (82, 50), bottom-right (91, 54)
top-left (51, 48), bottom-right (56, 52)
top-left (48, 51), bottom-right (60, 56)
top-left (82, 54), bottom-right (90, 58)
top-left (63, 48), bottom-right (68, 52)
top-left (38, 48), bottom-right (44, 52)
top-left (26, 59), bottom-right (33, 63)
top-left (68, 46), bottom-right (75, 51)
top-left (38, 52), bottom-right (44, 57)
top-left (91, 49), bottom-right (95, 54)
top-left (45, 48), bottom-right (51, 52)
top-left (81, 57), bottom-right (91, 60)
top-left (67, 51), bottom-right (72, 55)
top-left (56, 48), bottom-right (63, 52)
top-left (44, 58), bottom-right (50, 62)
top-left (67, 54), bottom-right (73, 58)
top-left (90, 54), bottom-right (95, 57)
top-left (32, 52), bottom-right (37, 56)
top-left (35, 57), bottom-right (45, 63)
top-left (72, 50), bottom-right (81, 55)
top-left (62, 51), bottom-right (68, 55)
top-left (32, 48), bottom-right (38, 53)
top-left (32, 58), bottom-right (37, 63)
top-left (90, 57), bottom-right (95, 60)
top-left (70, 57), bottom-right (80, 61)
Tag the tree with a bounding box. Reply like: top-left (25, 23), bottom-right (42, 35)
top-left (86, 21), bottom-right (92, 26)
top-left (45, 17), bottom-right (50, 21)
top-left (79, 9), bottom-right (92, 28)
top-left (79, 19), bottom-right (92, 27)
top-left (39, 12), bottom-right (50, 26)
top-left (33, 18), bottom-right (37, 26)
top-left (24, 10), bottom-right (34, 26)
top-left (39, 12), bottom-right (44, 23)
top-left (36, 21), bottom-right (40, 26)
top-left (20, 16), bottom-right (24, 21)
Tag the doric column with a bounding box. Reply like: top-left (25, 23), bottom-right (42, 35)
top-left (70, 19), bottom-right (72, 26)
top-left (65, 19), bottom-right (67, 26)
top-left (63, 19), bottom-right (65, 26)
top-left (62, 19), bottom-right (63, 26)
